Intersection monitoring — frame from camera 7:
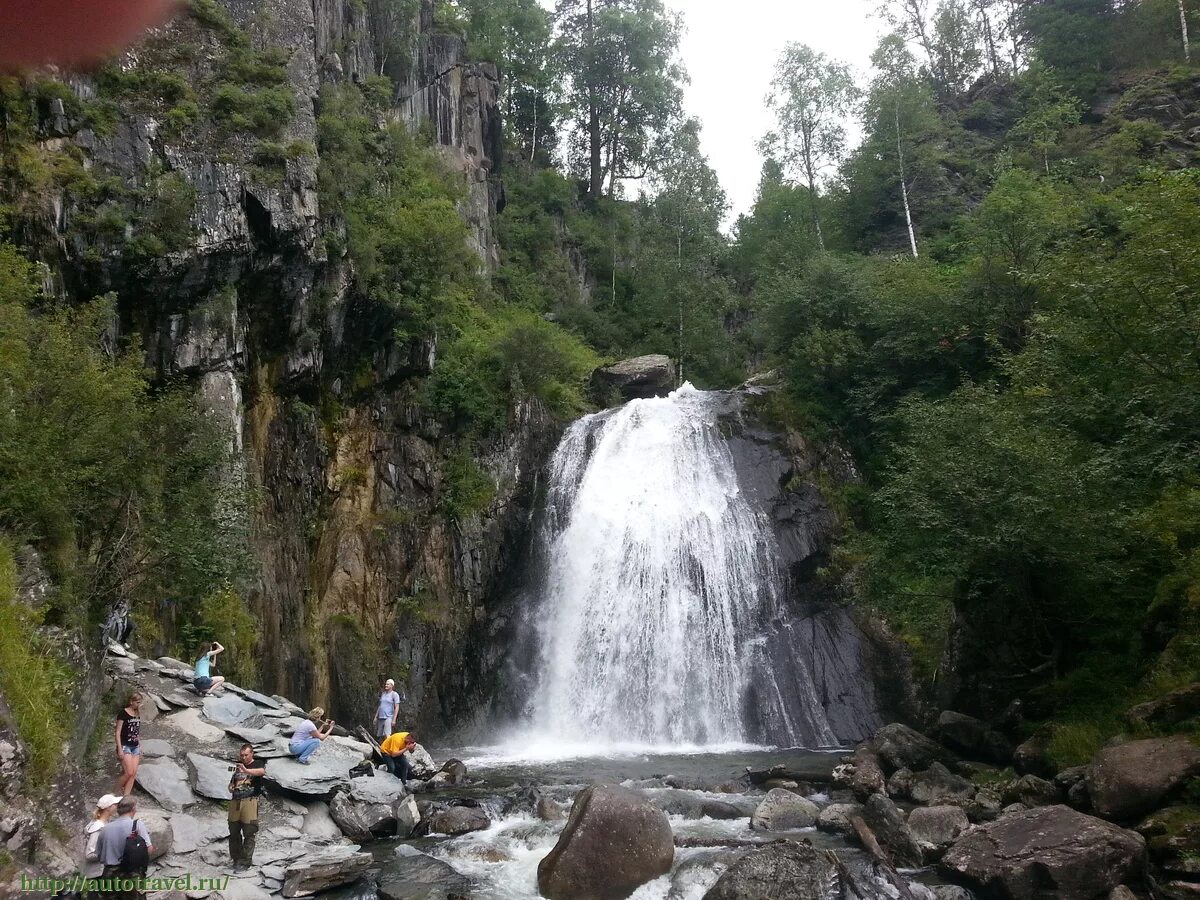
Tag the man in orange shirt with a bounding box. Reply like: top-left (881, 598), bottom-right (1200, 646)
top-left (379, 731), bottom-right (417, 785)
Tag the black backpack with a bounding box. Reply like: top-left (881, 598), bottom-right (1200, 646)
top-left (119, 819), bottom-right (150, 874)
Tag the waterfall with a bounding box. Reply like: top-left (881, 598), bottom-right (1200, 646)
top-left (522, 384), bottom-right (840, 750)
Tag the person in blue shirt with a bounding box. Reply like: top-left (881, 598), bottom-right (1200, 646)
top-left (194, 641), bottom-right (226, 694)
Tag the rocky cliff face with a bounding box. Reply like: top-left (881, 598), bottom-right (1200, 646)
top-left (12, 0), bottom-right (548, 736)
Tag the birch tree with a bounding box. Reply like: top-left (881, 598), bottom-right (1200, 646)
top-left (764, 44), bottom-right (857, 252)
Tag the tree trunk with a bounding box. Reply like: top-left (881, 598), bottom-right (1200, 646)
top-left (896, 101), bottom-right (919, 259)
top-left (1179, 0), bottom-right (1192, 61)
top-left (801, 133), bottom-right (825, 252)
top-left (587, 0), bottom-right (602, 200)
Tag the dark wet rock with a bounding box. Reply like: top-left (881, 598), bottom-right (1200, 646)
top-left (590, 354), bottom-right (676, 402)
top-left (187, 752), bottom-right (234, 801)
top-left (537, 784), bottom-right (673, 900)
top-left (963, 787), bottom-right (1004, 823)
top-left (439, 758), bottom-right (467, 784)
top-left (281, 844), bottom-right (372, 898)
top-left (938, 710), bottom-right (1015, 764)
top-left (377, 846), bottom-right (473, 900)
top-left (1002, 774), bottom-right (1061, 808)
top-left (703, 839), bottom-right (836, 900)
top-left (328, 775), bottom-right (417, 841)
top-left (941, 805), bottom-right (1146, 899)
top-left (135, 757), bottom-right (198, 812)
top-left (816, 802), bottom-right (863, 836)
top-left (1124, 684), bottom-right (1200, 730)
top-left (908, 805), bottom-right (970, 861)
top-left (870, 723), bottom-right (955, 774)
top-left (1088, 737), bottom-right (1200, 820)
top-left (750, 788), bottom-right (819, 831)
top-left (536, 795), bottom-right (571, 822)
top-left (700, 800), bottom-right (745, 820)
top-left (1069, 779), bottom-right (1091, 810)
top-left (1055, 765), bottom-right (1089, 790)
top-left (863, 793), bottom-right (922, 867)
top-left (427, 804), bottom-right (489, 836)
top-left (887, 767), bottom-right (915, 799)
top-left (908, 763), bottom-right (975, 805)
top-left (1012, 728), bottom-right (1054, 778)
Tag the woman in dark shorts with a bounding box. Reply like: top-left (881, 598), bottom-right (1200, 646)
top-left (114, 691), bottom-right (143, 796)
top-left (194, 640), bottom-right (226, 694)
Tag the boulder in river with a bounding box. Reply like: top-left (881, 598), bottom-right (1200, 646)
top-left (377, 846), bottom-right (473, 900)
top-left (328, 774), bottom-right (417, 841)
top-left (1087, 737), bottom-right (1200, 820)
top-left (816, 802), bottom-right (863, 836)
top-left (870, 723), bottom-right (955, 773)
top-left (426, 803), bottom-right (489, 836)
top-left (834, 746), bottom-right (885, 800)
top-left (908, 805), bottom-right (970, 861)
top-left (537, 784), bottom-right (674, 900)
top-left (941, 804), bottom-right (1146, 899)
top-left (750, 789), bottom-right (819, 831)
top-left (590, 354), bottom-right (677, 402)
top-left (700, 799), bottom-right (746, 820)
top-left (703, 839), bottom-right (837, 900)
top-left (863, 793), bottom-right (923, 868)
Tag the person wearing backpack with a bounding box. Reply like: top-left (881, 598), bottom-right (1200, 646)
top-left (83, 794), bottom-right (122, 881)
top-left (95, 796), bottom-right (153, 898)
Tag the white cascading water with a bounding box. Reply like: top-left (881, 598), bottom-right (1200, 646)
top-left (523, 383), bottom-right (838, 749)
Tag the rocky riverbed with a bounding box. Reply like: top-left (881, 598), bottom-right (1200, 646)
top-left (85, 645), bottom-right (1199, 899)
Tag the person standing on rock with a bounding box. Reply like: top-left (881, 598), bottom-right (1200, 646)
top-left (95, 796), bottom-right (152, 898)
top-left (290, 708), bottom-right (335, 764)
top-left (193, 640), bottom-right (226, 695)
top-left (114, 692), bottom-right (143, 797)
top-left (227, 743), bottom-right (266, 871)
top-left (379, 731), bottom-right (417, 784)
top-left (375, 677), bottom-right (404, 739)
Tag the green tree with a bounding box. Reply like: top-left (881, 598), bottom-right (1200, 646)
top-left (763, 43), bottom-right (858, 251)
top-left (1009, 63), bottom-right (1083, 174)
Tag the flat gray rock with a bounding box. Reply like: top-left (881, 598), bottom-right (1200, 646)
top-left (150, 693), bottom-right (172, 713)
top-left (163, 708), bottom-right (224, 742)
top-left (224, 724), bottom-right (280, 745)
top-left (282, 845), bottom-right (371, 897)
top-left (260, 708), bottom-right (291, 719)
top-left (347, 772), bottom-right (408, 804)
top-left (225, 684), bottom-right (284, 711)
top-left (266, 743), bottom-right (361, 796)
top-left (203, 695), bottom-right (262, 728)
top-left (158, 656), bottom-right (194, 673)
top-left (169, 811), bottom-right (229, 854)
top-left (300, 802), bottom-right (343, 843)
top-left (136, 757), bottom-right (198, 812)
top-left (188, 752), bottom-right (234, 801)
top-left (165, 689), bottom-right (200, 708)
top-left (140, 739), bottom-right (176, 758)
top-left (268, 826), bottom-right (303, 841)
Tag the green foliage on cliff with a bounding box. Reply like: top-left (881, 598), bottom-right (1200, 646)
top-left (0, 541), bottom-right (72, 787)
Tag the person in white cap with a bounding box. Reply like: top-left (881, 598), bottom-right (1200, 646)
top-left (83, 793), bottom-right (122, 879)
top-left (375, 678), bottom-right (404, 739)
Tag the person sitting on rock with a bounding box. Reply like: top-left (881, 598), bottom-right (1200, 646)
top-left (379, 730), bottom-right (417, 784)
top-left (227, 743), bottom-right (266, 871)
top-left (290, 708), bottom-right (335, 765)
top-left (375, 677), bottom-right (404, 739)
top-left (193, 641), bottom-right (226, 695)
top-left (114, 692), bottom-right (143, 797)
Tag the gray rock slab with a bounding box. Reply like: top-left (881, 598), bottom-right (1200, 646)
top-left (150, 693), bottom-right (173, 713)
top-left (136, 757), bottom-right (198, 812)
top-left (268, 826), bottom-right (303, 841)
top-left (165, 690), bottom-right (200, 708)
top-left (169, 811), bottom-right (229, 854)
top-left (300, 802), bottom-right (343, 843)
top-left (163, 708), bottom-right (224, 742)
top-left (140, 739), bottom-right (177, 759)
top-left (188, 752), bottom-right (234, 801)
top-left (266, 744), bottom-right (361, 797)
top-left (202, 695), bottom-right (262, 728)
top-left (282, 844), bottom-right (371, 898)
top-left (224, 725), bottom-right (280, 745)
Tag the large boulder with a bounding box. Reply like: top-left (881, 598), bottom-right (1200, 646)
top-left (863, 793), bottom-right (923, 867)
top-left (407, 744), bottom-right (438, 779)
top-left (202, 695), bottom-right (263, 728)
top-left (187, 752), bottom-right (234, 801)
top-left (1012, 728), bottom-right (1054, 778)
top-left (377, 847), bottom-right (473, 900)
top-left (328, 775), bottom-right (417, 841)
top-left (140, 811), bottom-right (172, 860)
top-left (908, 763), bottom-right (976, 805)
top-left (266, 743), bottom-right (361, 797)
top-left (135, 757), bottom-right (198, 812)
top-left (816, 803), bottom-right (863, 836)
top-left (750, 789), bottom-right (819, 831)
top-left (703, 839), bottom-right (837, 900)
top-left (300, 801), bottom-right (344, 843)
top-left (938, 710), bottom-right (1014, 764)
top-left (941, 805), bottom-right (1146, 899)
top-left (834, 747), bottom-right (886, 800)
top-left (281, 844), bottom-right (372, 898)
top-left (1124, 684), bottom-right (1200, 730)
top-left (908, 806), bottom-right (970, 861)
top-left (590, 355), bottom-right (677, 402)
top-left (870, 723), bottom-right (955, 773)
top-left (426, 804), bottom-right (489, 836)
top-left (537, 784), bottom-right (674, 900)
top-left (1087, 737), bottom-right (1200, 820)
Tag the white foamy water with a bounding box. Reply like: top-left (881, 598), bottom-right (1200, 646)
top-left (519, 383), bottom-right (837, 749)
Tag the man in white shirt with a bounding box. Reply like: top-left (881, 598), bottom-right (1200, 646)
top-left (375, 678), bottom-right (404, 738)
top-left (96, 796), bottom-right (153, 896)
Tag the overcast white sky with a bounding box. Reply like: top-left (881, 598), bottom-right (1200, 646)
top-left (538, 0), bottom-right (884, 224)
top-left (674, 0), bottom-right (884, 222)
